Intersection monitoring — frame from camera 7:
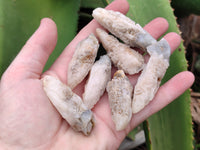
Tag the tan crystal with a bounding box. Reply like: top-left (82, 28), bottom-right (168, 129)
top-left (92, 8), bottom-right (156, 50)
top-left (83, 55), bottom-right (111, 109)
top-left (96, 28), bottom-right (144, 75)
top-left (106, 70), bottom-right (133, 131)
top-left (68, 34), bottom-right (99, 89)
top-left (132, 39), bottom-right (170, 113)
top-left (42, 75), bottom-right (94, 135)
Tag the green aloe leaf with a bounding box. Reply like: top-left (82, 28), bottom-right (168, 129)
top-left (0, 0), bottom-right (80, 75)
top-left (105, 0), bottom-right (193, 149)
top-left (81, 0), bottom-right (105, 8)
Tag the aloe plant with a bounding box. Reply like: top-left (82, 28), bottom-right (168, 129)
top-left (80, 0), bottom-right (105, 8)
top-left (0, 0), bottom-right (80, 75)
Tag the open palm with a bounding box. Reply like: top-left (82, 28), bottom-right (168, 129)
top-left (0, 0), bottom-right (194, 149)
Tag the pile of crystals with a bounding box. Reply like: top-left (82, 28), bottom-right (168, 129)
top-left (42, 8), bottom-right (171, 135)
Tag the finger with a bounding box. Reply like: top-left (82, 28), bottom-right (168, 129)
top-left (163, 32), bottom-right (181, 53)
top-left (47, 0), bottom-right (130, 83)
top-left (143, 17), bottom-right (169, 39)
top-left (129, 71), bottom-right (194, 129)
top-left (3, 18), bottom-right (57, 81)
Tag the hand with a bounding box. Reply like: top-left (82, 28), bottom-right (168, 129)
top-left (0, 0), bottom-right (194, 149)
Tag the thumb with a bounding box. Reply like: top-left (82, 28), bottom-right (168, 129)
top-left (2, 18), bottom-right (57, 82)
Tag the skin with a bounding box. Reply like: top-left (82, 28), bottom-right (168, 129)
top-left (0, 0), bottom-right (195, 149)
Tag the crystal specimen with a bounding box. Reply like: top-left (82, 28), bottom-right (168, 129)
top-left (83, 55), bottom-right (111, 109)
top-left (132, 39), bottom-right (171, 113)
top-left (96, 28), bottom-right (144, 75)
top-left (42, 75), bottom-right (94, 135)
top-left (68, 34), bottom-right (99, 89)
top-left (92, 8), bottom-right (156, 50)
top-left (106, 70), bottom-right (133, 130)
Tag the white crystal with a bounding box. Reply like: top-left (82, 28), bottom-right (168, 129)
top-left (83, 55), bottom-right (111, 109)
top-left (68, 34), bottom-right (99, 89)
top-left (96, 28), bottom-right (144, 75)
top-left (42, 75), bottom-right (94, 135)
top-left (132, 54), bottom-right (169, 114)
top-left (147, 38), bottom-right (171, 60)
top-left (92, 8), bottom-right (156, 50)
top-left (107, 70), bottom-right (133, 131)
